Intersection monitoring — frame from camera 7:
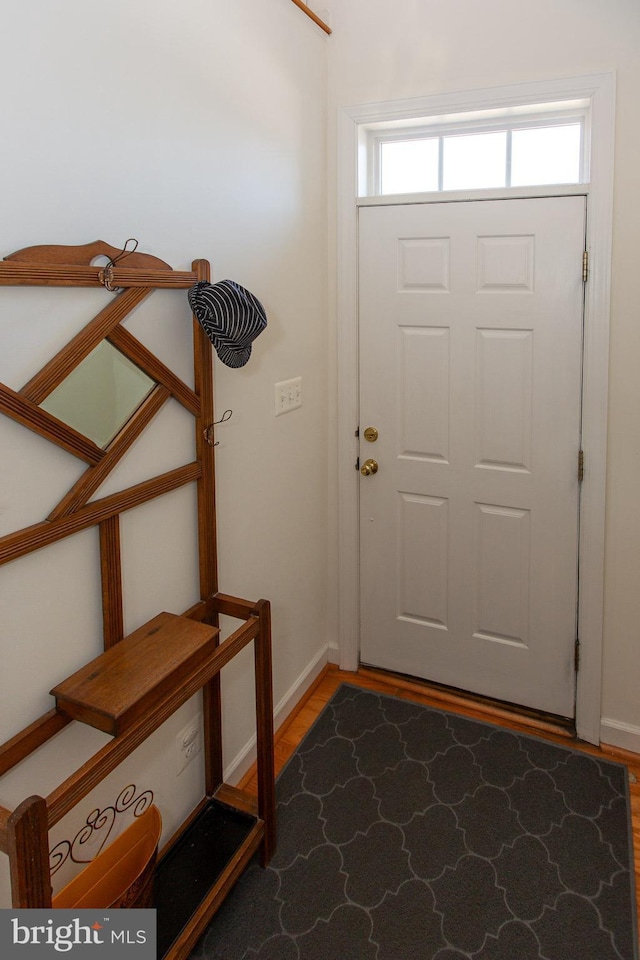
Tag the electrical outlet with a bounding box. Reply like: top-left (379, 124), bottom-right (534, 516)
top-left (176, 714), bottom-right (202, 775)
top-left (274, 377), bottom-right (303, 416)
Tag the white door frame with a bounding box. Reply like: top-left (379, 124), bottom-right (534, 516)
top-left (335, 73), bottom-right (615, 744)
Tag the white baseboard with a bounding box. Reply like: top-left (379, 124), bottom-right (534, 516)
top-left (224, 644), bottom-right (330, 784)
top-left (600, 717), bottom-right (640, 755)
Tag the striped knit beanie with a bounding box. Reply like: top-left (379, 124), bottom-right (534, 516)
top-left (188, 280), bottom-right (267, 368)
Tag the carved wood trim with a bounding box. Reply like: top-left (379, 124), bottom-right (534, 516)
top-left (20, 287), bottom-right (153, 404)
top-left (253, 599), bottom-right (276, 864)
top-left (5, 241), bottom-right (173, 271)
top-left (108, 325), bottom-right (200, 415)
top-left (99, 517), bottom-right (124, 649)
top-left (192, 258), bottom-right (224, 794)
top-left (0, 381), bottom-right (104, 464)
top-left (212, 592), bottom-right (261, 620)
top-left (99, 267), bottom-right (199, 289)
top-left (0, 462), bottom-right (201, 566)
top-left (0, 262), bottom-right (198, 288)
top-left (192, 259), bottom-right (218, 601)
top-left (0, 243), bottom-right (198, 289)
top-left (0, 711), bottom-right (71, 780)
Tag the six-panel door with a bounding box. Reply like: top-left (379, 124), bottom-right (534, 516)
top-left (358, 196), bottom-right (585, 717)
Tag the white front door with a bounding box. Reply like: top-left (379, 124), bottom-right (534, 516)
top-left (358, 196), bottom-right (585, 717)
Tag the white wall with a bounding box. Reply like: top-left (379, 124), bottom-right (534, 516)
top-left (0, 0), bottom-right (329, 906)
top-left (326, 0), bottom-right (640, 748)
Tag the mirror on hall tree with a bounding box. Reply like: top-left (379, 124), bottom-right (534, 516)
top-left (39, 340), bottom-right (155, 448)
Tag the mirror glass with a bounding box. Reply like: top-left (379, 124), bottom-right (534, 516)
top-left (39, 341), bottom-right (156, 448)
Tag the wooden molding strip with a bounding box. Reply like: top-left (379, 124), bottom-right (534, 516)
top-left (252, 598), bottom-right (275, 862)
top-left (290, 0), bottom-right (331, 34)
top-left (108, 325), bottom-right (200, 416)
top-left (99, 516), bottom-right (124, 649)
top-left (0, 263), bottom-right (115, 287)
top-left (0, 711), bottom-right (71, 782)
top-left (0, 461), bottom-right (201, 567)
top-left (103, 267), bottom-right (199, 289)
top-left (0, 246), bottom-right (206, 289)
top-left (193, 258), bottom-right (218, 601)
top-left (0, 382), bottom-right (104, 464)
top-left (213, 592), bottom-right (261, 620)
top-left (21, 287), bottom-right (153, 404)
top-left (192, 258), bottom-right (224, 794)
top-left (0, 263), bottom-right (198, 289)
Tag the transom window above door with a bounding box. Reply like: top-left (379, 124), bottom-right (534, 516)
top-left (362, 100), bottom-right (589, 196)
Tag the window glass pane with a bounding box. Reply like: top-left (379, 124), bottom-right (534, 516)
top-left (380, 138), bottom-right (439, 194)
top-left (511, 123), bottom-right (581, 186)
top-left (442, 131), bottom-right (507, 190)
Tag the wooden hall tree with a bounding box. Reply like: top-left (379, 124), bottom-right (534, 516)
top-left (0, 241), bottom-right (276, 960)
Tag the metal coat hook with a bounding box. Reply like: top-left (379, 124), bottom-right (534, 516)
top-left (99, 238), bottom-right (139, 291)
top-left (204, 409), bottom-right (233, 447)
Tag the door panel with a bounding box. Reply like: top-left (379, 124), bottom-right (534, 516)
top-left (358, 197), bottom-right (585, 717)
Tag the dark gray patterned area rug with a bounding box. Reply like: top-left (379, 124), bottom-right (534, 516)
top-left (190, 684), bottom-right (638, 960)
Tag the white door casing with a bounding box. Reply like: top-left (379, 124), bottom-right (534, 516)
top-left (358, 197), bottom-right (585, 717)
top-left (336, 74), bottom-right (615, 743)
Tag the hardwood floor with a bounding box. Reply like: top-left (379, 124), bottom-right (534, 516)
top-left (240, 664), bottom-right (640, 929)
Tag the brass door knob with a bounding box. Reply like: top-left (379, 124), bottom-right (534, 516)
top-left (360, 458), bottom-right (379, 476)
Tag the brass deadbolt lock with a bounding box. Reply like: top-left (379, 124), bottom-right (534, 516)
top-left (360, 458), bottom-right (379, 477)
top-left (363, 426), bottom-right (379, 443)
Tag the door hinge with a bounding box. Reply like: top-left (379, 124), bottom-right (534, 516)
top-left (582, 250), bottom-right (589, 282)
top-left (575, 637), bottom-right (581, 672)
top-left (578, 449), bottom-right (584, 483)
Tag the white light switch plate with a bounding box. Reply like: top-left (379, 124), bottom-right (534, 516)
top-left (275, 377), bottom-right (303, 416)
